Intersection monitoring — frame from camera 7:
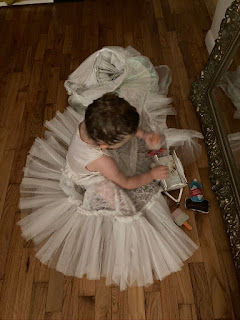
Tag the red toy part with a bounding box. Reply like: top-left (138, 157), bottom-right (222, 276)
top-left (146, 148), bottom-right (165, 157)
top-left (190, 188), bottom-right (202, 197)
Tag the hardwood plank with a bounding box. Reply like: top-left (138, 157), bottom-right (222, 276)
top-left (175, 11), bottom-right (207, 81)
top-left (78, 296), bottom-right (95, 320)
top-left (168, 31), bottom-right (190, 100)
top-left (95, 278), bottom-right (111, 320)
top-left (35, 34), bottom-right (48, 61)
top-left (19, 46), bottom-right (34, 92)
top-left (200, 246), bottom-right (231, 319)
top-left (152, 0), bottom-right (163, 19)
top-left (61, 277), bottom-right (79, 320)
top-left (13, 248), bottom-right (36, 320)
top-left (0, 184), bottom-right (20, 279)
top-left (189, 180), bottom-right (231, 319)
top-left (46, 269), bottom-right (65, 313)
top-left (36, 6), bottom-right (52, 34)
top-left (34, 259), bottom-right (50, 283)
top-left (45, 311), bottom-right (62, 320)
top-left (14, 46), bottom-right (30, 73)
top-left (5, 91), bottom-right (27, 150)
top-left (0, 279), bottom-right (3, 299)
top-left (63, 25), bottom-right (73, 55)
top-left (111, 286), bottom-right (120, 320)
top-left (169, 0), bottom-right (211, 30)
top-left (218, 250), bottom-right (240, 320)
top-left (178, 304), bottom-right (193, 320)
top-left (38, 50), bottom-right (54, 92)
top-left (0, 150), bottom-right (15, 222)
top-left (59, 54), bottom-right (71, 81)
top-left (0, 128), bottom-right (8, 164)
top-left (160, 0), bottom-right (175, 31)
top-left (144, 280), bottom-right (161, 293)
top-left (29, 282), bottom-right (48, 320)
top-left (0, 72), bottom-right (14, 120)
top-left (192, 0), bottom-right (212, 30)
top-left (0, 72), bottom-right (22, 127)
top-left (203, 0), bottom-right (218, 20)
top-left (56, 80), bottom-right (68, 113)
top-left (0, 214), bottom-right (24, 320)
top-left (30, 91), bottom-right (47, 138)
top-left (175, 264), bottom-right (195, 304)
top-left (199, 167), bottom-right (232, 251)
top-left (145, 291), bottom-right (162, 320)
top-left (189, 262), bottom-right (214, 320)
top-left (26, 60), bottom-right (43, 112)
top-left (190, 304), bottom-right (199, 320)
top-left (45, 67), bottom-right (60, 106)
top-left (78, 276), bottom-right (95, 297)
top-left (111, 286), bottom-right (129, 320)
top-left (47, 10), bottom-right (63, 52)
top-left (9, 140), bottom-right (33, 184)
top-left (160, 275), bottom-right (179, 320)
top-left (0, 30), bottom-right (19, 74)
top-left (127, 286), bottom-right (146, 320)
top-left (113, 1), bottom-right (124, 49)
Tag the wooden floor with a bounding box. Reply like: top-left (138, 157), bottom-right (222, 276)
top-left (0, 0), bottom-right (240, 319)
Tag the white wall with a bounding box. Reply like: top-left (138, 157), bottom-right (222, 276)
top-left (205, 0), bottom-right (234, 53)
top-left (0, 0), bottom-right (53, 6)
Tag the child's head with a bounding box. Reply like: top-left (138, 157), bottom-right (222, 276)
top-left (85, 93), bottom-right (139, 149)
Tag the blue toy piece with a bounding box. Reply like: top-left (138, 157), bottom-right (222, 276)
top-left (189, 179), bottom-right (203, 202)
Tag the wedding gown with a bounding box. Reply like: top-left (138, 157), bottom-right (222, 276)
top-left (18, 46), bottom-right (202, 290)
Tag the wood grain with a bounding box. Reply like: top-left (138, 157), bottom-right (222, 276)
top-left (29, 282), bottom-right (48, 320)
top-left (0, 0), bottom-right (239, 319)
top-left (189, 262), bottom-right (215, 320)
top-left (95, 278), bottom-right (111, 320)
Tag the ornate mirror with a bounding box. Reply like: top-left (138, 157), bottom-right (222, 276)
top-left (190, 0), bottom-right (240, 285)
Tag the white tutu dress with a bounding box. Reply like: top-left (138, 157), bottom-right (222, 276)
top-left (18, 46), bottom-right (202, 290)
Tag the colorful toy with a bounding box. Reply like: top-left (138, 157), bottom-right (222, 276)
top-left (189, 179), bottom-right (203, 202)
top-left (171, 208), bottom-right (192, 230)
top-left (146, 148), bottom-right (165, 157)
top-left (146, 133), bottom-right (162, 150)
top-left (185, 179), bottom-right (210, 213)
top-left (185, 197), bottom-right (209, 214)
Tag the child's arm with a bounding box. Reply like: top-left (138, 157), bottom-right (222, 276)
top-left (136, 128), bottom-right (146, 140)
top-left (86, 155), bottom-right (168, 190)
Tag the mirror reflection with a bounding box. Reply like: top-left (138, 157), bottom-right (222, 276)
top-left (214, 46), bottom-right (240, 176)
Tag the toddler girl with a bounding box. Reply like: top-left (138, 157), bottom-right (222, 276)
top-left (67, 93), bottom-right (168, 192)
top-left (18, 46), bottom-right (201, 290)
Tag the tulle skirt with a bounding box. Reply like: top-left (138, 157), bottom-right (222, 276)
top-left (18, 106), bottom-right (198, 291)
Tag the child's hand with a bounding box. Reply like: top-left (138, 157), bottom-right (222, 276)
top-left (144, 132), bottom-right (161, 150)
top-left (150, 165), bottom-right (169, 180)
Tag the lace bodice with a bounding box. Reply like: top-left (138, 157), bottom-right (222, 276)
top-left (65, 126), bottom-right (113, 186)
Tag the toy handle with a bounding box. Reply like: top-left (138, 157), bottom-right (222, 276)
top-left (183, 221), bottom-right (192, 231)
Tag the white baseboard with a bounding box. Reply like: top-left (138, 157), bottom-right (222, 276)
top-left (205, 30), bottom-right (216, 54)
top-left (0, 0), bottom-right (53, 6)
top-left (205, 0), bottom-right (233, 54)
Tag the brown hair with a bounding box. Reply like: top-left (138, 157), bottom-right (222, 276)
top-left (85, 93), bottom-right (139, 145)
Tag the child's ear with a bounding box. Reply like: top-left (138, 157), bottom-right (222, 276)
top-left (100, 144), bottom-right (108, 150)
